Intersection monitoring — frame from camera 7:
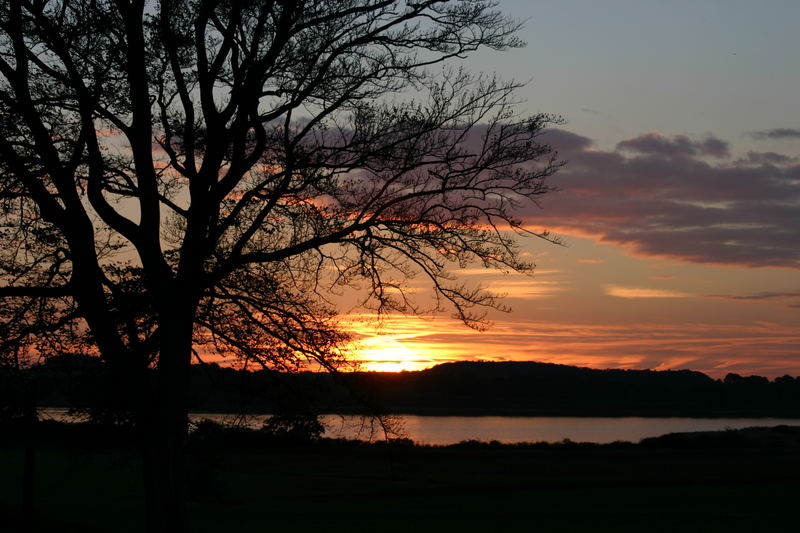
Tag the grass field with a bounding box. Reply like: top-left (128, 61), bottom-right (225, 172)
top-left (2, 428), bottom-right (800, 532)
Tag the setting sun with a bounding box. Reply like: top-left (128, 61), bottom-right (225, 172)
top-left (354, 336), bottom-right (430, 372)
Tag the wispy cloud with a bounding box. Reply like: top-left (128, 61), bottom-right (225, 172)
top-left (485, 279), bottom-right (565, 299)
top-left (707, 291), bottom-right (800, 301)
top-left (750, 128), bottom-right (800, 140)
top-left (605, 285), bottom-right (690, 299)
top-left (455, 268), bottom-right (561, 276)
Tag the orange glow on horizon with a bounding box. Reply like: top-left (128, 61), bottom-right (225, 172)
top-left (196, 312), bottom-right (800, 378)
top-left (352, 334), bottom-right (435, 372)
top-left (342, 314), bottom-right (800, 377)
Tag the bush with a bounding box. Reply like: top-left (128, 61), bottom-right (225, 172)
top-left (261, 413), bottom-right (325, 441)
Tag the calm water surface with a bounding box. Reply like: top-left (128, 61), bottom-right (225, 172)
top-left (38, 408), bottom-right (800, 444)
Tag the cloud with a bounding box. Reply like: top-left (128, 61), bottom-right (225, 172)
top-left (527, 129), bottom-right (800, 269)
top-left (454, 267), bottom-right (561, 276)
top-left (605, 286), bottom-right (690, 299)
top-left (738, 151), bottom-right (798, 166)
top-left (707, 291), bottom-right (800, 301)
top-left (485, 279), bottom-right (565, 299)
top-left (616, 131), bottom-right (730, 159)
top-left (541, 129), bottom-right (594, 153)
top-left (750, 128), bottom-right (800, 140)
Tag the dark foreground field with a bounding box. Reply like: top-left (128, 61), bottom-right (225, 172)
top-left (2, 424), bottom-right (799, 532)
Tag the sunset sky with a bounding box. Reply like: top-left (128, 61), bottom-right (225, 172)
top-left (348, 0), bottom-right (800, 377)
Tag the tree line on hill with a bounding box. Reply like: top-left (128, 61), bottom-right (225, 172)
top-left (3, 354), bottom-right (799, 421)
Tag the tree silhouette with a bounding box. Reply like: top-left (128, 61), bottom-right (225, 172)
top-left (0, 1), bottom-right (560, 530)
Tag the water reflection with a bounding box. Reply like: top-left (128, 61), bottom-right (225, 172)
top-left (395, 416), bottom-right (800, 445)
top-left (37, 408), bottom-right (800, 445)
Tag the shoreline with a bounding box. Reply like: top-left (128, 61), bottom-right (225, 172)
top-left (11, 417), bottom-right (800, 449)
top-left (36, 405), bottom-right (800, 419)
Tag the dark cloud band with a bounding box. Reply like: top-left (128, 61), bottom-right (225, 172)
top-left (707, 291), bottom-right (800, 301)
top-left (750, 128), bottom-right (800, 140)
top-left (529, 130), bottom-right (800, 269)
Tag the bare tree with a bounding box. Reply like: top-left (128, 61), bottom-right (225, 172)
top-left (0, 1), bottom-right (560, 530)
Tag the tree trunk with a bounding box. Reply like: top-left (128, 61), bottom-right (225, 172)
top-left (142, 427), bottom-right (188, 533)
top-left (22, 382), bottom-right (36, 524)
top-left (141, 310), bottom-right (194, 533)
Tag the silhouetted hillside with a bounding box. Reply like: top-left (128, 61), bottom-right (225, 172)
top-left (423, 360), bottom-right (714, 384)
top-left (11, 356), bottom-right (800, 418)
top-left (331, 361), bottom-right (799, 417)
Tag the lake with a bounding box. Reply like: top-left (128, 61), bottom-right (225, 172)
top-left (38, 408), bottom-right (800, 445)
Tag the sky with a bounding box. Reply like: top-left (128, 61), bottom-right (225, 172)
top-left (348, 0), bottom-right (800, 377)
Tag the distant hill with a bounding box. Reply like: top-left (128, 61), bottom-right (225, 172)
top-left (10, 355), bottom-right (800, 418)
top-left (421, 360), bottom-right (715, 385)
top-left (331, 361), bottom-right (798, 417)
